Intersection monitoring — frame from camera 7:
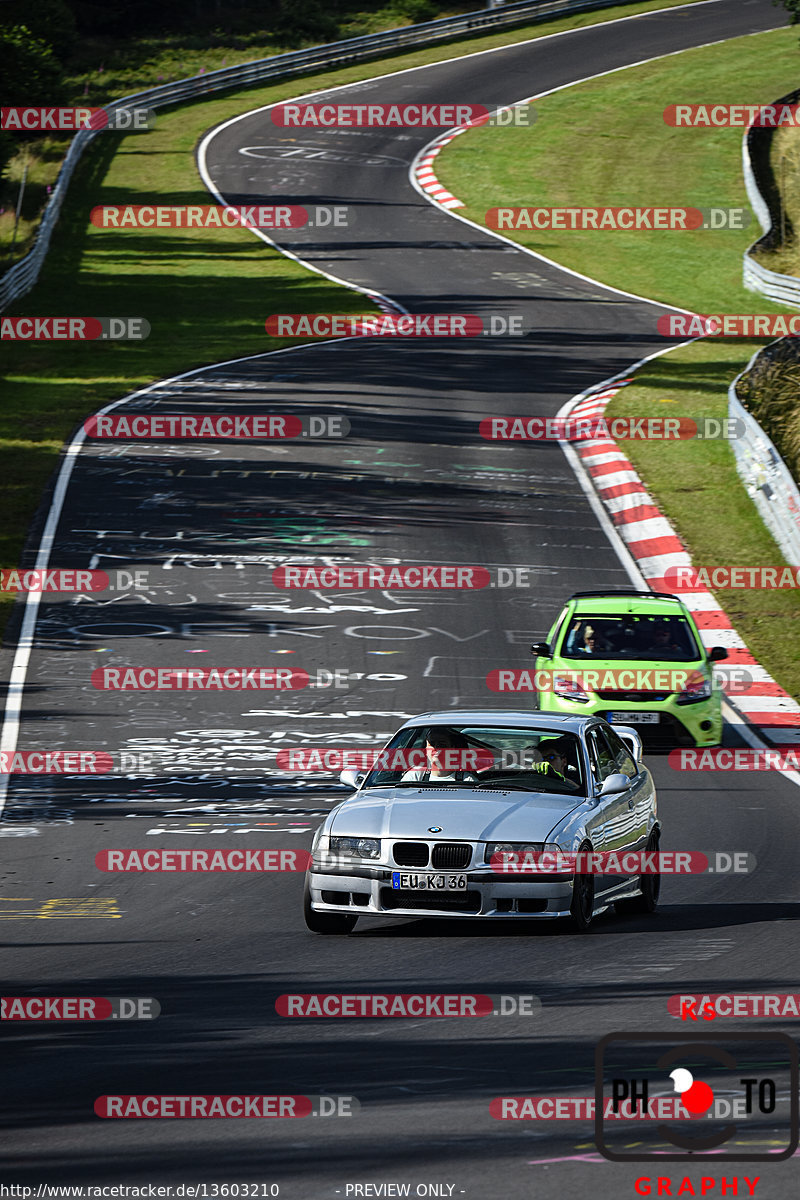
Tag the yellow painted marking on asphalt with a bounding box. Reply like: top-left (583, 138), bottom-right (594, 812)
top-left (0, 897), bottom-right (121, 918)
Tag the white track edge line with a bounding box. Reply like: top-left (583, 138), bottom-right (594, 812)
top-left (408, 25), bottom-right (783, 311)
top-left (556, 346), bottom-right (800, 789)
top-left (0, 335), bottom-right (375, 816)
top-left (0, 0), bottom-right (781, 813)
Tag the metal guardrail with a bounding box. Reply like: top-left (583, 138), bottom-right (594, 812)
top-left (729, 349), bottom-right (800, 567)
top-left (0, 0), bottom-right (634, 312)
top-left (741, 90), bottom-right (800, 308)
top-left (743, 252), bottom-right (800, 306)
top-left (734, 94), bottom-right (800, 562)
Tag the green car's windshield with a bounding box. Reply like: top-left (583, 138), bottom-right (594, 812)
top-left (361, 724), bottom-right (585, 795)
top-left (559, 613), bottom-right (701, 661)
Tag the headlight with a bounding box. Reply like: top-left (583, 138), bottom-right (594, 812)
top-left (676, 673), bottom-right (713, 704)
top-left (553, 675), bottom-right (590, 703)
top-left (329, 836), bottom-right (381, 859)
top-left (485, 841), bottom-right (551, 863)
top-left (485, 841), bottom-right (564, 870)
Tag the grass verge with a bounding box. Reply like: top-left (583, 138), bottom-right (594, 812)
top-left (437, 26), bottom-right (799, 313)
top-left (754, 121), bottom-right (800, 276)
top-left (0, 0), bottom-right (709, 266)
top-left (603, 343), bottom-right (800, 701)
top-left (0, 0), bottom-right (712, 637)
top-left (436, 23), bottom-right (800, 700)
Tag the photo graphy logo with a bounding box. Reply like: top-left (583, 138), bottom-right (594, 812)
top-left (595, 1032), bottom-right (798, 1162)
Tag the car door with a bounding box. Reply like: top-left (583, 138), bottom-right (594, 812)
top-left (586, 727), bottom-right (639, 896)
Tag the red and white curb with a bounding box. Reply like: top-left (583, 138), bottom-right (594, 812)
top-left (413, 130), bottom-right (466, 209)
top-left (569, 383), bottom-right (800, 743)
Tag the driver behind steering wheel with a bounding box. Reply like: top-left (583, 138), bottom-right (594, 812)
top-left (535, 736), bottom-right (576, 781)
top-left (401, 727), bottom-right (480, 782)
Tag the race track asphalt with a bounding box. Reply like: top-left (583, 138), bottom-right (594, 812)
top-left (2, 2), bottom-right (798, 1195)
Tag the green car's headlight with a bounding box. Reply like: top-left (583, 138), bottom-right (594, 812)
top-left (676, 673), bottom-right (713, 705)
top-left (552, 675), bottom-right (590, 702)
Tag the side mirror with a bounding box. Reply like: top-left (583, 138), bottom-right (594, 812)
top-left (339, 768), bottom-right (365, 789)
top-left (531, 642), bottom-right (551, 657)
top-left (599, 772), bottom-right (631, 796)
top-left (708, 646), bottom-right (728, 662)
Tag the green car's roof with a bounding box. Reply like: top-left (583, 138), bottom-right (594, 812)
top-left (568, 592), bottom-right (690, 617)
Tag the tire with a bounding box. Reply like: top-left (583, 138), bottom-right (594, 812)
top-left (570, 841), bottom-right (595, 932)
top-left (615, 830), bottom-right (661, 915)
top-left (303, 876), bottom-right (358, 934)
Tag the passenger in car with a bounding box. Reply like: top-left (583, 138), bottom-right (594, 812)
top-left (565, 620), bottom-right (607, 654)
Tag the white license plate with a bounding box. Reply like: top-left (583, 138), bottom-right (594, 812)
top-left (609, 712), bottom-right (660, 724)
top-left (392, 872), bottom-right (467, 891)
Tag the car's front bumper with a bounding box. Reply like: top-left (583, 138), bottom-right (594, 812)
top-left (306, 866), bottom-right (579, 919)
top-left (537, 689), bottom-right (723, 747)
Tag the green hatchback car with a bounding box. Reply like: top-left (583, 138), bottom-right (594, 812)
top-left (531, 590), bottom-right (728, 747)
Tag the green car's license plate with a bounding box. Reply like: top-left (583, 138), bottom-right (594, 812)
top-left (609, 712), bottom-right (660, 724)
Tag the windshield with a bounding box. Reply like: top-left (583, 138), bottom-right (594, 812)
top-left (559, 613), bottom-right (701, 661)
top-left (361, 724), bottom-right (585, 795)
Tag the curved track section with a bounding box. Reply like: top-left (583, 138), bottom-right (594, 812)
top-left (2, 2), bottom-right (798, 1194)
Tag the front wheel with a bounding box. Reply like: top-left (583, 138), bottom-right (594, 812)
top-left (615, 830), bottom-right (660, 915)
top-left (570, 841), bottom-right (595, 932)
top-left (303, 876), bottom-right (358, 934)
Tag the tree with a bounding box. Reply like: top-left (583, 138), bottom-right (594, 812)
top-left (0, 0), bottom-right (76, 57)
top-left (777, 0), bottom-right (800, 25)
top-left (0, 25), bottom-right (66, 182)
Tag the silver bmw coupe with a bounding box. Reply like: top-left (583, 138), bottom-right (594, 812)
top-left (303, 709), bottom-right (660, 934)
